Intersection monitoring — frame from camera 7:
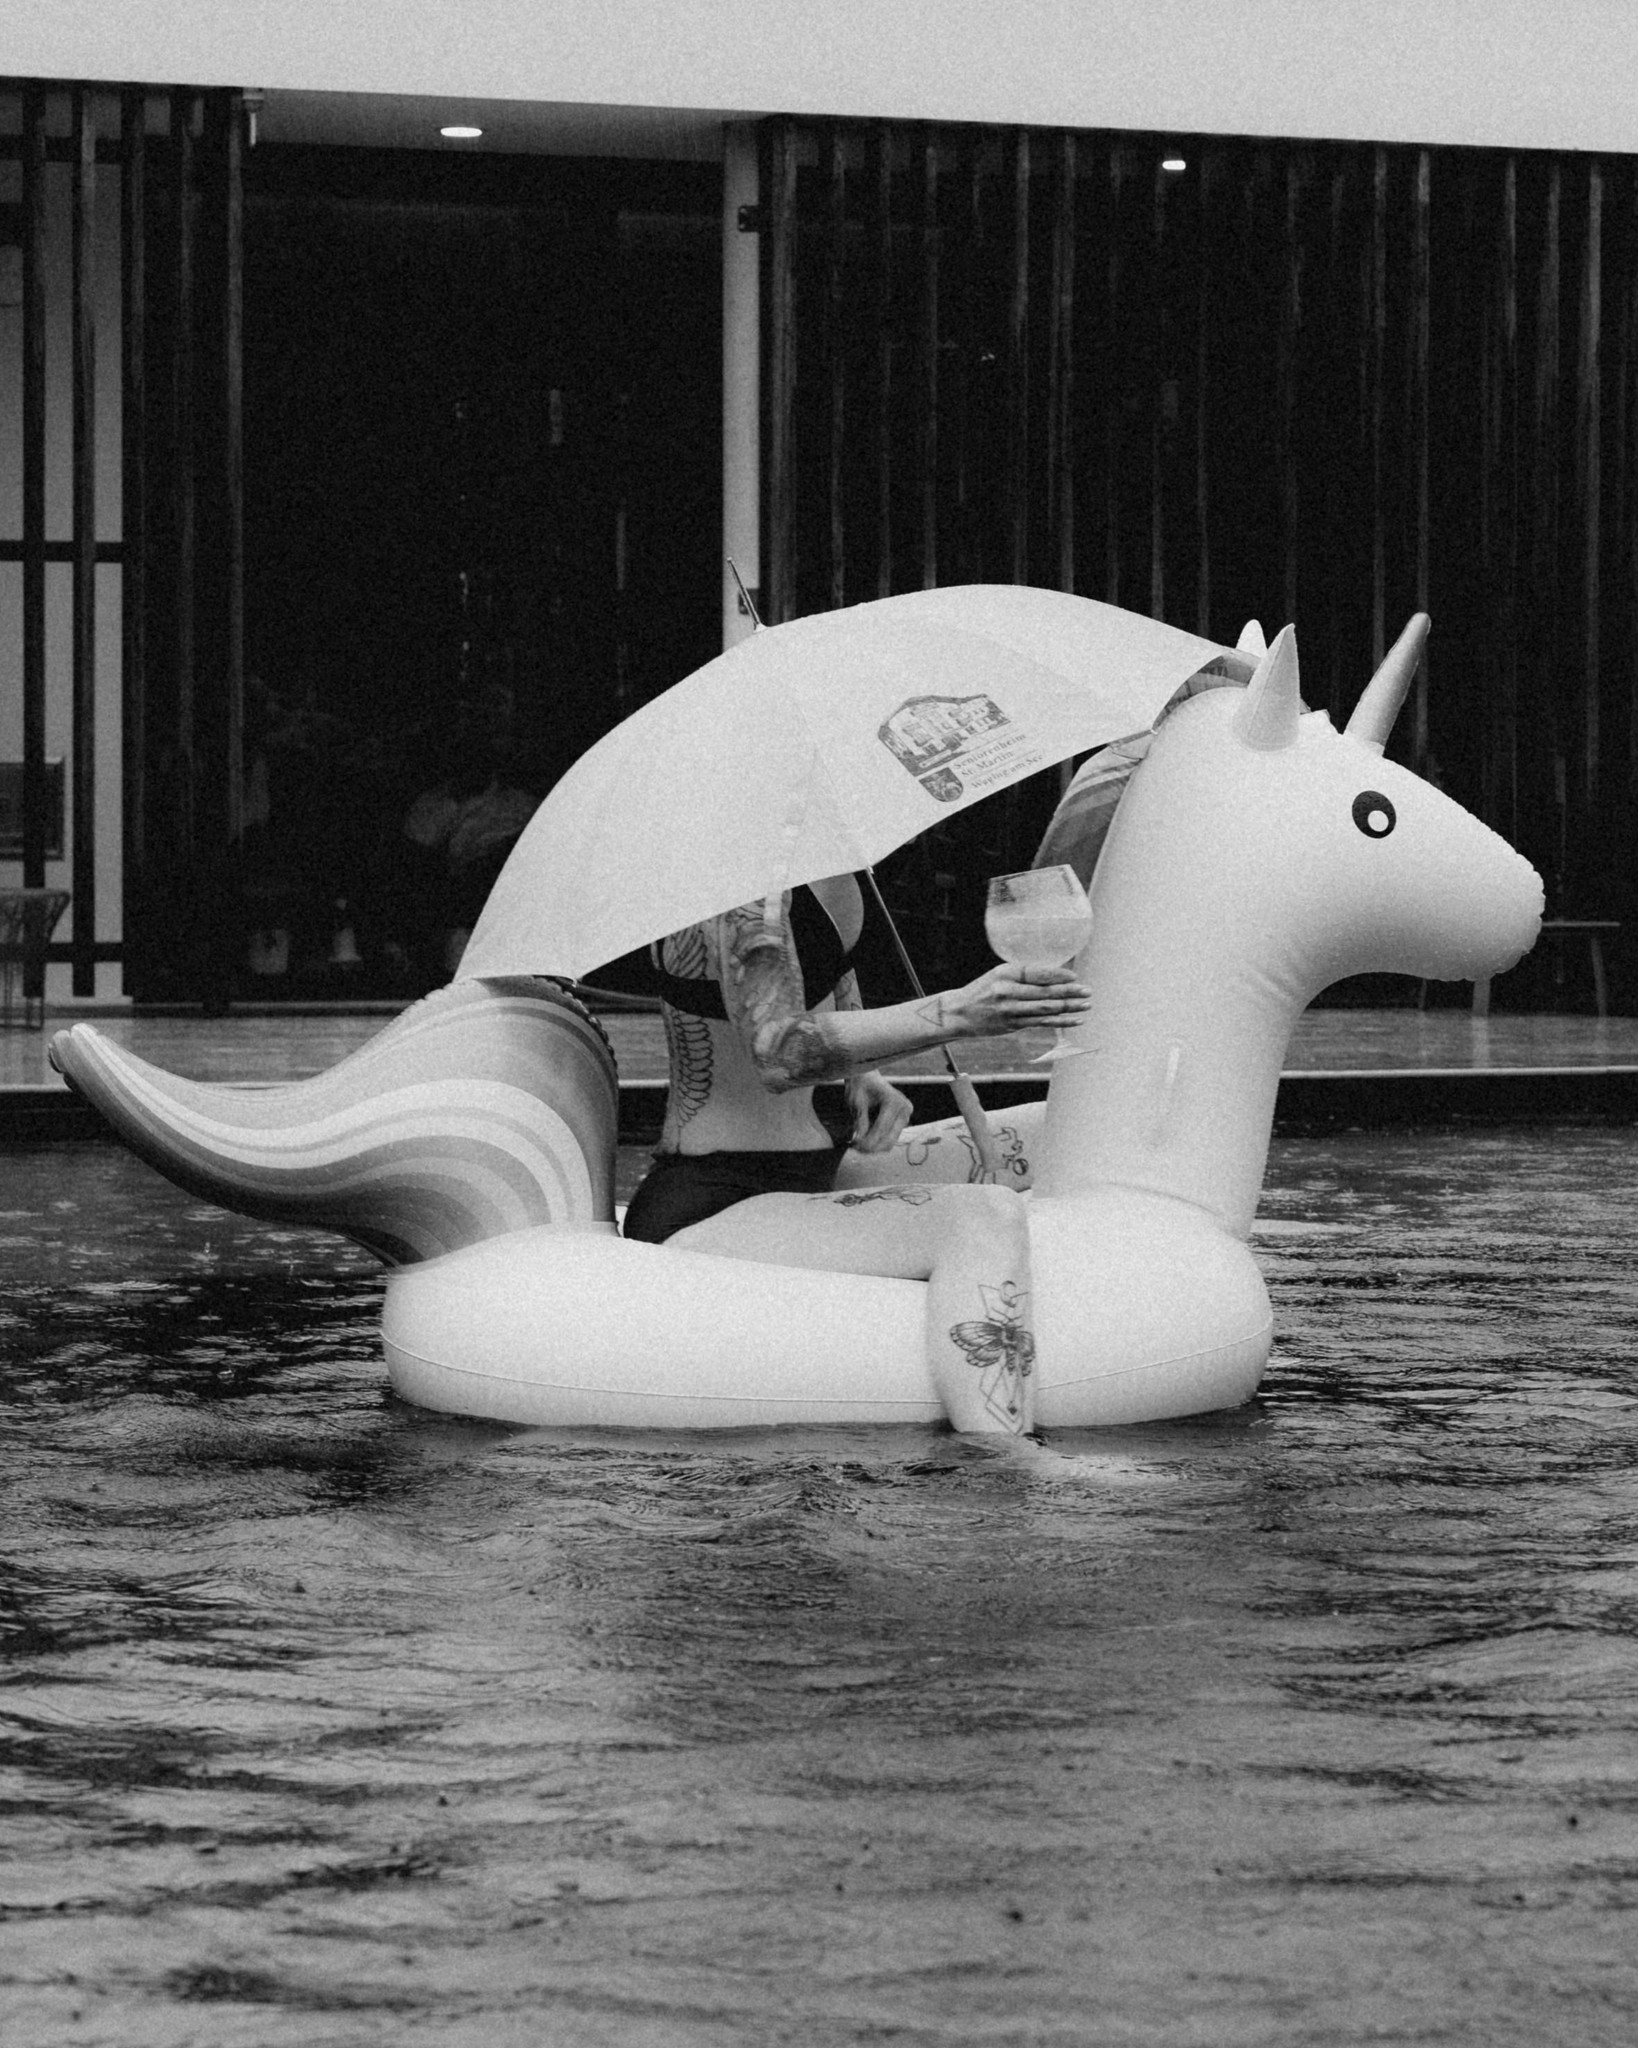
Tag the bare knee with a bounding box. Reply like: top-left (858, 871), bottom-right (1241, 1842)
top-left (937, 1182), bottom-right (1028, 1257)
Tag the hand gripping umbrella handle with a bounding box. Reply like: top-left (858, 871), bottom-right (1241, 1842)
top-left (861, 870), bottom-right (1003, 1183)
top-left (941, 1062), bottom-right (1005, 1184)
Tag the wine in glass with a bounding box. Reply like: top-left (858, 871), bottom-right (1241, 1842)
top-left (984, 865), bottom-right (1094, 1062)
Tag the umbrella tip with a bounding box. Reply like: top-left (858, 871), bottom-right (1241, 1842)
top-left (728, 557), bottom-right (764, 631)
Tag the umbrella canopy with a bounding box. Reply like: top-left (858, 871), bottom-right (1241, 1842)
top-left (458, 585), bottom-right (1252, 983)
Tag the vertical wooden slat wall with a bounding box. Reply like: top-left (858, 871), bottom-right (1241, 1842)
top-left (765, 118), bottom-right (1638, 973)
top-left (763, 120), bottom-right (799, 624)
top-left (1006, 130), bottom-right (1030, 587)
top-left (950, 132), bottom-right (983, 588)
top-left (218, 88), bottom-right (246, 863)
top-left (1483, 157), bottom-right (1521, 844)
top-left (1148, 160), bottom-right (1172, 624)
top-left (1628, 171), bottom-right (1638, 795)
top-left (1368, 148), bottom-right (1389, 671)
top-left (1578, 162), bottom-right (1603, 813)
top-left (19, 87), bottom-right (48, 955)
top-left (171, 93), bottom-right (199, 886)
top-left (871, 125), bottom-right (894, 601)
top-left (192, 88), bottom-right (246, 1002)
top-left (121, 88), bottom-right (149, 975)
top-left (1193, 155), bottom-right (1212, 638)
top-left (11, 86), bottom-right (105, 998)
top-left (0, 80), bottom-right (249, 1003)
top-left (825, 126), bottom-right (847, 613)
top-left (116, 84), bottom-right (248, 1000)
top-left (1276, 156), bottom-right (1301, 636)
top-left (1047, 133), bottom-right (1076, 596)
top-left (70, 91), bottom-right (98, 993)
top-left (1103, 149), bottom-right (1124, 610)
top-left (1534, 163), bottom-right (1565, 896)
top-left (1628, 173), bottom-right (1638, 795)
top-left (1409, 151), bottom-right (1432, 774)
top-left (917, 134), bottom-right (939, 590)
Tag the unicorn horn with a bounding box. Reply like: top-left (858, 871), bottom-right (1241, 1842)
top-left (1345, 614), bottom-right (1430, 756)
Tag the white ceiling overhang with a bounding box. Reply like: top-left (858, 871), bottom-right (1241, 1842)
top-left (254, 92), bottom-right (733, 162)
top-left (6, 0), bottom-right (1638, 156)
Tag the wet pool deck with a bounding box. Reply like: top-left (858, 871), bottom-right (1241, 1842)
top-left (5, 997), bottom-right (1638, 1141)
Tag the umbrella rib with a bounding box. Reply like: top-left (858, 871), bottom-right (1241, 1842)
top-left (776, 666), bottom-right (877, 885)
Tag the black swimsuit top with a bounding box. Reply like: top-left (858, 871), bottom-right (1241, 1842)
top-left (650, 881), bottom-right (863, 1019)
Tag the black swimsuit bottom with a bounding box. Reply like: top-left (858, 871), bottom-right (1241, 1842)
top-left (621, 1143), bottom-right (847, 1244)
top-left (629, 879), bottom-right (875, 1243)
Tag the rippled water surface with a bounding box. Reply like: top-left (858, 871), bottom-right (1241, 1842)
top-left (4, 1131), bottom-right (1638, 2046)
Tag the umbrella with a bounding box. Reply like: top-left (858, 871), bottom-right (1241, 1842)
top-left (457, 584), bottom-right (1252, 1176)
top-left (459, 585), bottom-right (1252, 984)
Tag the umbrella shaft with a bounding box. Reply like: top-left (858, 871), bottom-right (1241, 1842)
top-left (862, 869), bottom-right (1003, 1181)
top-left (863, 867), bottom-right (930, 1001)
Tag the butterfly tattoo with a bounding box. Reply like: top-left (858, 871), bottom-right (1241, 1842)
top-left (948, 1278), bottom-right (1036, 1427)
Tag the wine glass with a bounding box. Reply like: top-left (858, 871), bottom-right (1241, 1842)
top-left (984, 865), bottom-right (1093, 1063)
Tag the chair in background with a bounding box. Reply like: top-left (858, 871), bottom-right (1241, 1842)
top-left (1465, 918), bottom-right (1619, 1019)
top-left (0, 888), bottom-right (71, 1029)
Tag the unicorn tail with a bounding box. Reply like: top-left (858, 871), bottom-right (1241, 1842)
top-left (49, 977), bottom-right (619, 1264)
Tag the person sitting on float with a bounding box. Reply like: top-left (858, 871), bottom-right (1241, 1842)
top-left (620, 872), bottom-right (1091, 1435)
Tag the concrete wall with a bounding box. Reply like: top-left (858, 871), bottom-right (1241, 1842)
top-left (6, 1), bottom-right (1638, 155)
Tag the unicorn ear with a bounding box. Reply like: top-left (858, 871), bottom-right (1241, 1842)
top-left (1236, 619), bottom-right (1268, 657)
top-left (1230, 624), bottom-right (1302, 751)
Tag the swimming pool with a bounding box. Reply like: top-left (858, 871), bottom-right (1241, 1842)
top-left (4, 1130), bottom-right (1638, 2044)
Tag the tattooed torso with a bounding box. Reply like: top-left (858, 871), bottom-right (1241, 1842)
top-left (655, 877), bottom-right (864, 1156)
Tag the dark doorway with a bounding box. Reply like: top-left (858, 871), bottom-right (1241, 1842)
top-left (236, 144), bottom-right (721, 998)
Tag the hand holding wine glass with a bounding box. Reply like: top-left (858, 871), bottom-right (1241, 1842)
top-left (984, 865), bottom-right (1094, 1062)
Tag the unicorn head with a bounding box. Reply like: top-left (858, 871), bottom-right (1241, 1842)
top-left (1036, 619), bottom-right (1545, 1232)
top-left (1208, 616), bottom-right (1543, 992)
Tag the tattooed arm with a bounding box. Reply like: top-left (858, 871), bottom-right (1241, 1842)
top-left (654, 922), bottom-right (715, 1134)
top-left (717, 893), bottom-right (1091, 1094)
top-left (834, 971), bottom-right (914, 1152)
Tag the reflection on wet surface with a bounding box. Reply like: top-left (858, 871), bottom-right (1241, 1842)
top-left (11, 1002), bottom-right (1638, 1093)
top-left (3, 1132), bottom-right (1638, 2044)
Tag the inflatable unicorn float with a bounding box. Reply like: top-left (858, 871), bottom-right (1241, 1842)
top-left (52, 607), bottom-right (1542, 1430)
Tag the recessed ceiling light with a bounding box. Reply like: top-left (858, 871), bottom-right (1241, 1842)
top-left (1162, 156), bottom-right (1187, 173)
top-left (441, 125), bottom-right (483, 140)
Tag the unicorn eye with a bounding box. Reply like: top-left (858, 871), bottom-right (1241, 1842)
top-left (1353, 790), bottom-right (1396, 839)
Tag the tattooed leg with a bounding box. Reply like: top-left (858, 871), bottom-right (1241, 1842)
top-left (670, 1179), bottom-right (1037, 1436)
top-left (833, 1102), bottom-right (1044, 1192)
top-left (923, 1184), bottom-right (1035, 1434)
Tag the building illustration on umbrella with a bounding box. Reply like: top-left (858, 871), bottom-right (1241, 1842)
top-left (877, 694), bottom-right (1013, 802)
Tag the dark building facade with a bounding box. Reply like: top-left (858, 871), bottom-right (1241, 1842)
top-left (5, 85), bottom-right (1637, 1004)
top-left (761, 120), bottom-right (1637, 992)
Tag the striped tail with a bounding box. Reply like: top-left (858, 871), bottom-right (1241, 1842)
top-left (49, 978), bottom-right (619, 1264)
